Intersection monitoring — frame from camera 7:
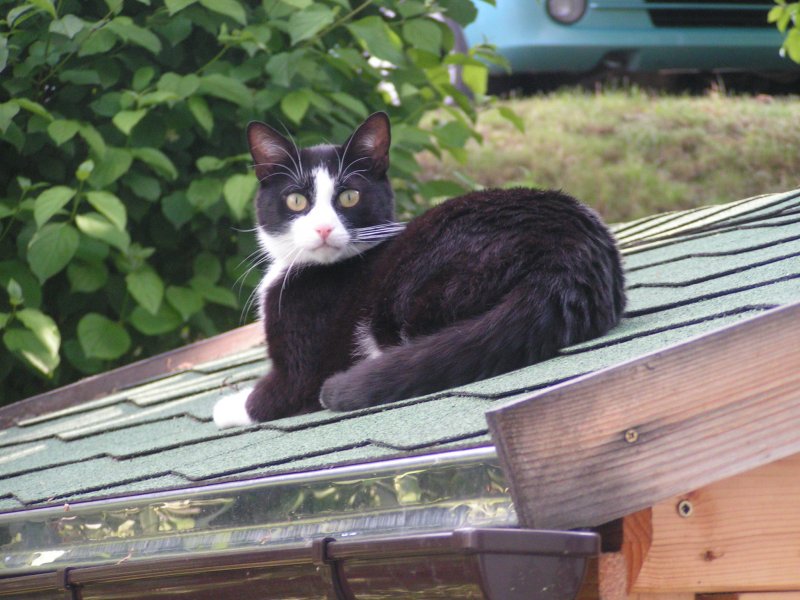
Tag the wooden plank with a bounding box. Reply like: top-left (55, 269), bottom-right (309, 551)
top-left (622, 509), bottom-right (652, 592)
top-left (632, 455), bottom-right (800, 593)
top-left (486, 301), bottom-right (800, 530)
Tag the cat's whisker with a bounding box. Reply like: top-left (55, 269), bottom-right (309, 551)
top-left (277, 248), bottom-right (305, 317)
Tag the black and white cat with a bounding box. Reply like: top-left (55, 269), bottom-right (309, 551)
top-left (213, 112), bottom-right (625, 428)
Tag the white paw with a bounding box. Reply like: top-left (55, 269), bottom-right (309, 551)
top-left (213, 387), bottom-right (255, 429)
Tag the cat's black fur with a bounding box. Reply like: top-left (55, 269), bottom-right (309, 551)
top-left (236, 112), bottom-right (625, 423)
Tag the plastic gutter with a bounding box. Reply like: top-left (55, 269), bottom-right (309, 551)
top-left (0, 447), bottom-right (517, 575)
top-left (0, 527), bottom-right (599, 599)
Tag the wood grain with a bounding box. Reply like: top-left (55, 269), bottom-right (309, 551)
top-left (487, 301), bottom-right (800, 529)
top-left (632, 455), bottom-right (800, 593)
top-left (623, 509), bottom-right (652, 592)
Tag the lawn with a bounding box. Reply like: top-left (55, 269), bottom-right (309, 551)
top-left (419, 88), bottom-right (800, 223)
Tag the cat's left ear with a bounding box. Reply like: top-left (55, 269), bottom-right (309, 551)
top-left (343, 112), bottom-right (391, 176)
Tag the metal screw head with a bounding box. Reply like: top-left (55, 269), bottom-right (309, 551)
top-left (677, 499), bottom-right (694, 518)
top-left (624, 429), bottom-right (639, 443)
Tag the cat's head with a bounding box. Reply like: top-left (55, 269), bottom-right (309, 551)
top-left (247, 112), bottom-right (396, 267)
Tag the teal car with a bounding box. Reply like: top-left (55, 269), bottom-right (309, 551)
top-left (463, 0), bottom-right (799, 73)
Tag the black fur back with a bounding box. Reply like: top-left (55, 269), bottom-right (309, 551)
top-left (319, 188), bottom-right (625, 411)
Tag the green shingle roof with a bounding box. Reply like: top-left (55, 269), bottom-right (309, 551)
top-left (1, 188), bottom-right (799, 513)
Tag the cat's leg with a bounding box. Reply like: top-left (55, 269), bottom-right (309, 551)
top-left (213, 386), bottom-right (254, 428)
top-left (214, 372), bottom-right (314, 427)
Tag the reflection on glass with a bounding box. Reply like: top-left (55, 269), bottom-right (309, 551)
top-left (1, 449), bottom-right (516, 574)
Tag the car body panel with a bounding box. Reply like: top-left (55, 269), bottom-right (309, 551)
top-left (465, 0), bottom-right (800, 73)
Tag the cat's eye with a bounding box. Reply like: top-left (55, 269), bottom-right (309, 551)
top-left (286, 193), bottom-right (308, 212)
top-left (338, 189), bottom-right (360, 208)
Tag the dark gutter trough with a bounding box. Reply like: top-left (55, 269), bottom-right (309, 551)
top-left (0, 527), bottom-right (598, 599)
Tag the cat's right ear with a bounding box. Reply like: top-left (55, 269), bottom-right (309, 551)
top-left (247, 122), bottom-right (296, 182)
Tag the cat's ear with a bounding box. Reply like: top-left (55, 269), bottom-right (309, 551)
top-left (247, 122), bottom-right (296, 182)
top-left (343, 112), bottom-right (391, 176)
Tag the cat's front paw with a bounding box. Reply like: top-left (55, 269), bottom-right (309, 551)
top-left (319, 371), bottom-right (372, 412)
top-left (213, 387), bottom-right (256, 429)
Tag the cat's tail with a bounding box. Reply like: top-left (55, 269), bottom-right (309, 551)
top-left (319, 278), bottom-right (623, 411)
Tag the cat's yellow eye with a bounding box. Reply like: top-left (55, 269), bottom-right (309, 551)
top-left (338, 189), bottom-right (360, 208)
top-left (286, 193), bottom-right (308, 212)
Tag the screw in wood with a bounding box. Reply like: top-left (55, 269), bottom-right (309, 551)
top-left (677, 499), bottom-right (694, 518)
top-left (624, 428), bottom-right (639, 443)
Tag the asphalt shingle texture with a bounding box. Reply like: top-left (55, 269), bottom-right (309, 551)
top-left (1, 189), bottom-right (799, 512)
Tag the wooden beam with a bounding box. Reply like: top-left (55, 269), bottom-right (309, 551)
top-left (697, 594), bottom-right (800, 600)
top-left (486, 301), bottom-right (800, 530)
top-left (632, 454), bottom-right (800, 593)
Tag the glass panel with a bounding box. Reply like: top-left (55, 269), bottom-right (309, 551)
top-left (0, 448), bottom-right (516, 575)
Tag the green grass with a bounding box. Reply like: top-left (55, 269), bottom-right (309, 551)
top-left (418, 89), bottom-right (800, 223)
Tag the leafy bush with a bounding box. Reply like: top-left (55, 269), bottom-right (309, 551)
top-left (0, 0), bottom-right (505, 404)
top-left (770, 0), bottom-right (800, 62)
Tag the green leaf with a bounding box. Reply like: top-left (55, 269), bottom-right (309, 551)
top-left (28, 0), bottom-right (57, 19)
top-left (132, 66), bottom-right (155, 91)
top-left (34, 186), bottom-right (76, 228)
top-left (329, 92), bottom-right (368, 118)
top-left (197, 156), bottom-right (226, 173)
top-left (27, 223), bottom-right (80, 282)
top-left (0, 262), bottom-right (41, 309)
top-left (7, 279), bottom-right (24, 307)
top-left (104, 0), bottom-right (124, 13)
top-left (498, 106), bottom-right (525, 133)
top-left (0, 101), bottom-right (20, 133)
top-left (112, 109), bottom-right (148, 135)
top-left (166, 285), bottom-right (203, 321)
top-left (462, 63), bottom-right (488, 96)
top-left (126, 268), bottom-right (164, 315)
top-left (223, 173), bottom-right (257, 220)
top-left (199, 0), bottom-right (247, 25)
top-left (78, 27), bottom-right (118, 56)
top-left (418, 179), bottom-right (467, 199)
top-left (287, 5), bottom-right (335, 45)
top-left (49, 14), bottom-right (86, 39)
top-left (187, 96), bottom-right (213, 133)
top-left (161, 192), bottom-right (194, 229)
top-left (402, 19), bottom-right (442, 54)
top-left (198, 74), bottom-right (253, 108)
top-left (59, 69), bottom-right (102, 86)
top-left (16, 308), bottom-right (60, 358)
top-left (107, 16), bottom-right (162, 54)
top-left (438, 0), bottom-right (478, 26)
top-left (47, 119), bottom-right (80, 145)
top-left (76, 213), bottom-right (130, 252)
top-left (4, 329), bottom-right (59, 376)
top-left (76, 159), bottom-right (95, 182)
top-left (190, 277), bottom-right (238, 308)
top-left (187, 178), bottom-right (223, 210)
top-left (165, 0), bottom-right (198, 14)
top-left (77, 313), bottom-right (131, 360)
top-left (89, 147), bottom-right (133, 188)
top-left (16, 98), bottom-right (53, 121)
top-left (86, 190), bottom-right (127, 231)
top-left (130, 303), bottom-right (182, 335)
top-left (157, 72), bottom-right (199, 98)
top-left (193, 252), bottom-right (222, 283)
top-left (79, 123), bottom-right (107, 158)
top-left (348, 16), bottom-right (405, 64)
top-left (280, 89), bottom-right (311, 124)
top-left (131, 147), bottom-right (178, 180)
top-left (0, 313), bottom-right (8, 329)
top-left (67, 260), bottom-right (108, 292)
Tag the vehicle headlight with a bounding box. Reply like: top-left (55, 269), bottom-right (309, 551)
top-left (546, 0), bottom-right (587, 24)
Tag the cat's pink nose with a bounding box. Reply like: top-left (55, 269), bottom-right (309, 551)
top-left (316, 225), bottom-right (333, 241)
